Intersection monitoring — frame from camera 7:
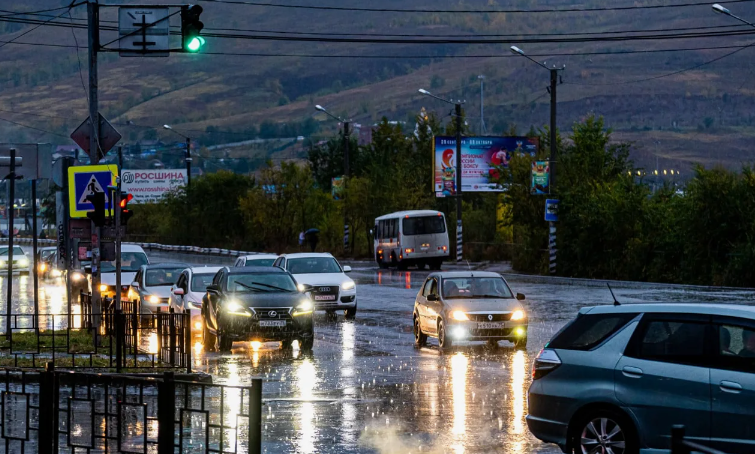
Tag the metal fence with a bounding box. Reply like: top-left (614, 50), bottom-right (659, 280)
top-left (0, 367), bottom-right (262, 454)
top-left (0, 302), bottom-right (191, 371)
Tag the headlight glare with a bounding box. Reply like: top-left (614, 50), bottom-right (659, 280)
top-left (451, 310), bottom-right (469, 321)
top-left (148, 295), bottom-right (160, 304)
top-left (297, 300), bottom-right (313, 312)
top-left (511, 310), bottom-right (526, 321)
top-left (70, 272), bottom-right (83, 282)
top-left (297, 283), bottom-right (306, 292)
top-left (341, 281), bottom-right (355, 290)
top-left (18, 259), bottom-right (28, 267)
top-left (100, 284), bottom-right (109, 292)
top-left (186, 302), bottom-right (201, 310)
top-left (225, 300), bottom-right (243, 312)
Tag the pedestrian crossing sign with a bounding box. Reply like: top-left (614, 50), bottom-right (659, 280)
top-left (68, 164), bottom-right (119, 218)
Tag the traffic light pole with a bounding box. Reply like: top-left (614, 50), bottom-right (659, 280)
top-left (4, 148), bottom-right (16, 339)
top-left (88, 0), bottom-right (103, 328)
top-left (186, 137), bottom-right (192, 187)
top-left (343, 122), bottom-right (349, 254)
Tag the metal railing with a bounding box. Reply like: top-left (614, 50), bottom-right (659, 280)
top-left (671, 425), bottom-right (727, 454)
top-left (0, 367), bottom-right (263, 454)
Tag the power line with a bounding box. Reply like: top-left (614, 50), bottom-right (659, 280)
top-left (0, 115), bottom-right (69, 138)
top-left (0, 3), bottom-right (86, 18)
top-left (200, 0), bottom-right (755, 14)
top-left (0, 4), bottom-right (79, 51)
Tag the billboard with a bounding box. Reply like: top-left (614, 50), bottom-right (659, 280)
top-left (433, 136), bottom-right (538, 196)
top-left (332, 176), bottom-right (345, 200)
top-left (121, 169), bottom-right (186, 204)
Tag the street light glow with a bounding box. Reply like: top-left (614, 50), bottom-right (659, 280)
top-left (510, 46), bottom-right (525, 55)
top-left (712, 3), bottom-right (731, 15)
top-left (315, 105), bottom-right (326, 112)
top-left (418, 88), bottom-right (430, 95)
top-left (163, 124), bottom-right (172, 130)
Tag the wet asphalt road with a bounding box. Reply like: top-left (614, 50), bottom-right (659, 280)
top-left (6, 249), bottom-right (755, 453)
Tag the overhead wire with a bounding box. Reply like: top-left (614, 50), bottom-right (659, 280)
top-left (0, 3), bottom-right (80, 51)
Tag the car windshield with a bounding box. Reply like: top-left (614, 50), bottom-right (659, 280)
top-left (403, 216), bottom-right (446, 236)
top-left (288, 257), bottom-right (341, 274)
top-left (226, 273), bottom-right (297, 293)
top-left (101, 252), bottom-right (148, 272)
top-left (40, 250), bottom-right (54, 260)
top-left (0, 247), bottom-right (24, 257)
top-left (245, 258), bottom-right (275, 267)
top-left (442, 277), bottom-right (513, 299)
top-left (145, 268), bottom-right (184, 287)
top-left (191, 273), bottom-right (215, 293)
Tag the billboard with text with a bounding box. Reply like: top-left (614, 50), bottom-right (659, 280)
top-left (121, 169), bottom-right (186, 204)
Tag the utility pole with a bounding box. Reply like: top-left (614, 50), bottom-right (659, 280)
top-left (478, 75), bottom-right (486, 135)
top-left (343, 121), bottom-right (350, 254)
top-left (185, 137), bottom-right (192, 187)
top-left (5, 148), bottom-right (16, 338)
top-left (88, 0), bottom-right (103, 327)
top-left (549, 68), bottom-right (558, 190)
top-left (455, 103), bottom-right (463, 263)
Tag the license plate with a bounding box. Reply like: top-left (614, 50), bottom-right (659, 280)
top-left (477, 322), bottom-right (503, 329)
top-left (314, 295), bottom-right (336, 301)
top-left (259, 320), bottom-right (286, 327)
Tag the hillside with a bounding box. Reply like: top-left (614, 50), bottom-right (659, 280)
top-left (2, 0), bottom-right (755, 174)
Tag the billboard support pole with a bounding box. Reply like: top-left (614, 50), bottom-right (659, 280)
top-left (455, 103), bottom-right (463, 263)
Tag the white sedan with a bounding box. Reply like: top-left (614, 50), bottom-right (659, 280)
top-left (233, 254), bottom-right (278, 267)
top-left (273, 253), bottom-right (356, 319)
top-left (169, 266), bottom-right (222, 333)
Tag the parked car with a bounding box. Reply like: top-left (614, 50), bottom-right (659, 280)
top-left (169, 266), bottom-right (222, 333)
top-left (128, 263), bottom-right (189, 314)
top-left (233, 254), bottom-right (278, 267)
top-left (527, 303), bottom-right (755, 454)
top-left (413, 271), bottom-right (527, 350)
top-left (273, 253), bottom-right (357, 318)
top-left (37, 246), bottom-right (57, 278)
top-left (201, 266), bottom-right (314, 352)
top-left (0, 246), bottom-right (29, 275)
top-left (98, 244), bottom-right (149, 301)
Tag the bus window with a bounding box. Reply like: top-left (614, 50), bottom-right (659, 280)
top-left (391, 219), bottom-right (397, 238)
top-left (403, 216), bottom-right (447, 235)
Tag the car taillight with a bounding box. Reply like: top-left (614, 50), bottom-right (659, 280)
top-left (532, 349), bottom-right (561, 380)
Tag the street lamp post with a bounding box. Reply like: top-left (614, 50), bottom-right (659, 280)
top-left (419, 89), bottom-right (465, 262)
top-left (712, 3), bottom-right (755, 27)
top-left (315, 105), bottom-right (351, 253)
top-left (163, 125), bottom-right (192, 187)
top-left (510, 46), bottom-right (564, 190)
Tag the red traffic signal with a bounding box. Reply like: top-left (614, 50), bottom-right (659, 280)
top-left (119, 193), bottom-right (134, 209)
top-left (120, 192), bottom-right (134, 226)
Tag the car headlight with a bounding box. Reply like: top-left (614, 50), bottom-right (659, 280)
top-left (100, 284), bottom-right (109, 292)
top-left (148, 295), bottom-right (160, 304)
top-left (341, 281), bottom-right (355, 290)
top-left (297, 283), bottom-right (307, 292)
top-left (70, 272), bottom-right (83, 282)
top-left (451, 310), bottom-right (469, 321)
top-left (225, 300), bottom-right (244, 313)
top-left (51, 269), bottom-right (63, 277)
top-left (0, 260), bottom-right (6, 267)
top-left (18, 259), bottom-right (28, 267)
top-left (294, 299), bottom-right (314, 316)
top-left (38, 263), bottom-right (46, 272)
top-left (511, 310), bottom-right (526, 321)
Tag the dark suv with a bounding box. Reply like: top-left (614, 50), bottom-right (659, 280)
top-left (528, 303), bottom-right (755, 454)
top-left (201, 266), bottom-right (314, 352)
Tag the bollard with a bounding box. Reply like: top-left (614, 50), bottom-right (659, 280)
top-left (184, 311), bottom-right (191, 374)
top-left (38, 362), bottom-right (55, 454)
top-left (157, 372), bottom-right (175, 454)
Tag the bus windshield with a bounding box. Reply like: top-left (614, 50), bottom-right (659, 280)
top-left (403, 216), bottom-right (446, 236)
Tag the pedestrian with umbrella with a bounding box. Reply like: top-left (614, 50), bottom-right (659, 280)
top-left (305, 228), bottom-right (320, 252)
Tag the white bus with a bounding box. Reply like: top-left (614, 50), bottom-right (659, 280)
top-left (374, 210), bottom-right (449, 270)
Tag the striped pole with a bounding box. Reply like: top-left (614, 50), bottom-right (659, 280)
top-left (456, 220), bottom-right (463, 262)
top-left (343, 224), bottom-right (350, 252)
top-left (548, 222), bottom-right (557, 274)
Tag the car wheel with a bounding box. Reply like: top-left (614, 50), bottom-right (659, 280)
top-left (299, 336), bottom-right (314, 351)
top-left (514, 336), bottom-right (528, 350)
top-left (414, 316), bottom-right (427, 347)
top-left (202, 318), bottom-right (217, 352)
top-left (572, 409), bottom-right (638, 454)
top-left (218, 334), bottom-right (233, 352)
top-left (438, 319), bottom-right (453, 350)
top-left (344, 305), bottom-right (357, 319)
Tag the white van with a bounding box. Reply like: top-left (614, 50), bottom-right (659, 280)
top-left (374, 210), bottom-right (449, 270)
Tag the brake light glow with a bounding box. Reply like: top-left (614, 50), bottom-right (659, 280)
top-left (405, 248), bottom-right (413, 254)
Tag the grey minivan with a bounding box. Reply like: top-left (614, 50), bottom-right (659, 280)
top-left (527, 304), bottom-right (755, 454)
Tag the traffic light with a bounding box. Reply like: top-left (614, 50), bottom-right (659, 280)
top-left (181, 5), bottom-right (205, 52)
top-left (86, 191), bottom-right (106, 227)
top-left (120, 192), bottom-right (134, 226)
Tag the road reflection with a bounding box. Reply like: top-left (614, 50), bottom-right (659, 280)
top-left (340, 321), bottom-right (357, 445)
top-left (508, 350), bottom-right (528, 453)
top-left (450, 352), bottom-right (468, 453)
top-left (294, 357), bottom-right (317, 453)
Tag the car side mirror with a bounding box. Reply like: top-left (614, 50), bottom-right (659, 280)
top-left (131, 281), bottom-right (140, 288)
top-left (207, 284), bottom-right (220, 293)
top-left (343, 265), bottom-right (352, 273)
top-left (427, 294), bottom-right (439, 302)
top-left (516, 293), bottom-right (526, 301)
top-left (173, 288), bottom-right (185, 296)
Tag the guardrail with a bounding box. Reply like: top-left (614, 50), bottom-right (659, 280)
top-left (0, 237), bottom-right (264, 258)
top-left (671, 425), bottom-right (727, 454)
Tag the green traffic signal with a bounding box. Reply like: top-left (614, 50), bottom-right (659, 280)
top-left (181, 4), bottom-right (204, 52)
top-left (187, 36), bottom-right (205, 52)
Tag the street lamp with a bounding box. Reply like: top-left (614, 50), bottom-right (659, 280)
top-left (419, 88), bottom-right (465, 262)
top-left (163, 124), bottom-right (192, 187)
top-left (510, 45), bottom-right (564, 191)
top-left (315, 104), bottom-right (351, 253)
top-left (712, 3), bottom-right (755, 28)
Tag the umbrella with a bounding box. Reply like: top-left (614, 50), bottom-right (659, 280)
top-left (305, 228), bottom-right (320, 235)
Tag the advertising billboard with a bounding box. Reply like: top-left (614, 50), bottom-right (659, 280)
top-left (433, 136), bottom-right (538, 196)
top-left (121, 169), bottom-right (186, 204)
top-left (531, 161), bottom-right (551, 195)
